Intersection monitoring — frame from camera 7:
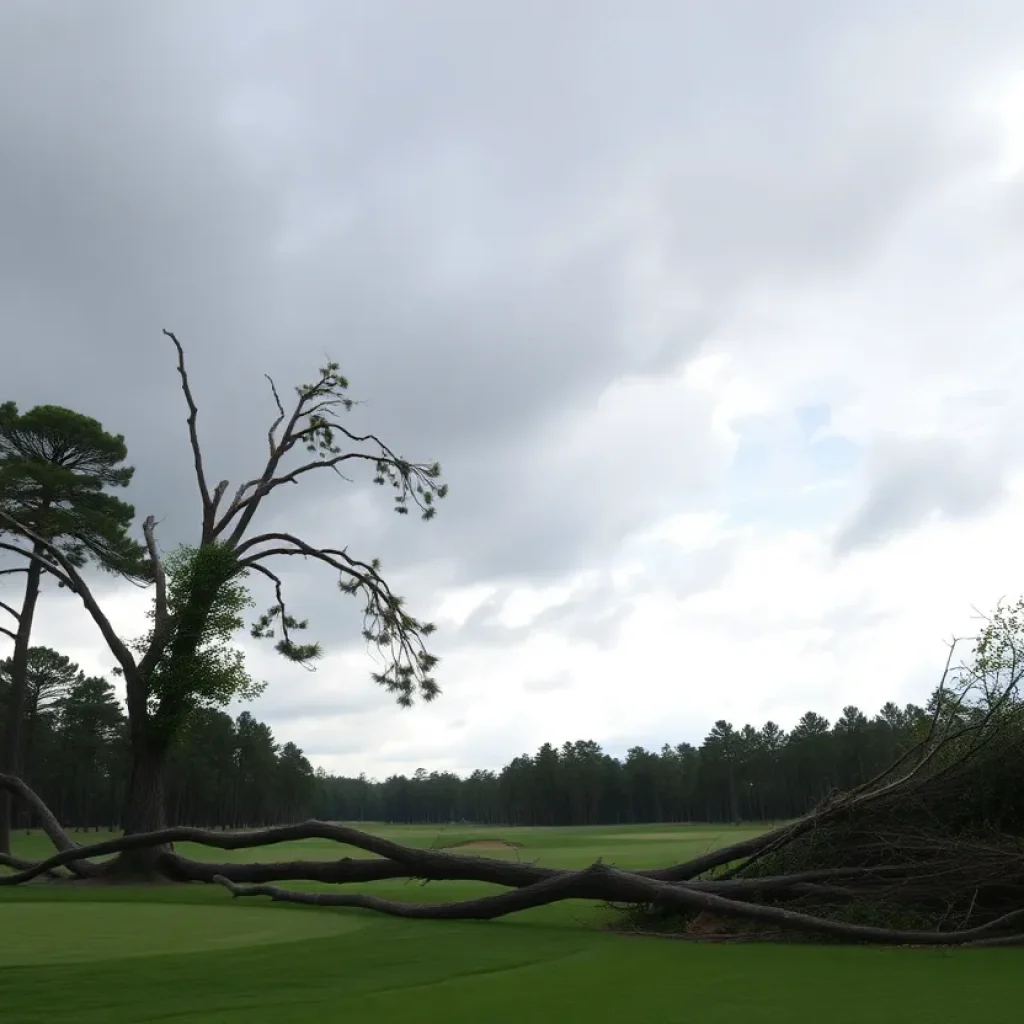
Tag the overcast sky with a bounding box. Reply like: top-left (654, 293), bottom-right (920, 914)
top-left (3, 1), bottom-right (1024, 779)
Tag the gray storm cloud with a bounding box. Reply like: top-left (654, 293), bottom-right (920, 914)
top-left (3, 0), bottom-right (1024, 771)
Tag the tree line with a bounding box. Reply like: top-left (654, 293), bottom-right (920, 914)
top-left (320, 700), bottom-right (932, 827)
top-left (1, 644), bottom-right (934, 829)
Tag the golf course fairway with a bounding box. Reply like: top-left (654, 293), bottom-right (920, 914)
top-left (1, 824), bottom-right (1020, 1022)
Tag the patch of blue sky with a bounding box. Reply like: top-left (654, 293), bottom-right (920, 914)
top-left (795, 403), bottom-right (831, 440)
top-left (723, 406), bottom-right (863, 531)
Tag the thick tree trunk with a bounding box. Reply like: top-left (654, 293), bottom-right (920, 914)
top-left (103, 735), bottom-right (173, 880)
top-left (123, 741), bottom-right (169, 836)
top-left (0, 551), bottom-right (43, 854)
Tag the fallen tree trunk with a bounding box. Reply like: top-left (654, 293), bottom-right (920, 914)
top-left (0, 774), bottom-right (97, 879)
top-left (3, 691), bottom-right (1024, 946)
top-left (210, 865), bottom-right (1024, 946)
top-left (0, 796), bottom-right (1019, 945)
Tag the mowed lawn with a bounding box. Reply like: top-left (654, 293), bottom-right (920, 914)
top-left (0, 822), bottom-right (1019, 1023)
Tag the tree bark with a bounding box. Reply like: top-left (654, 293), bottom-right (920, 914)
top-left (105, 734), bottom-right (172, 879)
top-left (0, 549), bottom-right (43, 854)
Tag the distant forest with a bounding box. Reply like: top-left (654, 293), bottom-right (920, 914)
top-left (1, 646), bottom-right (935, 830)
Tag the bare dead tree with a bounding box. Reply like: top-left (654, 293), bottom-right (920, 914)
top-left (0, 331), bottom-right (446, 875)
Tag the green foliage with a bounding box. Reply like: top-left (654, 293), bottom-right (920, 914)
top-left (127, 544), bottom-right (264, 730)
top-left (0, 402), bottom-right (147, 576)
top-left (296, 361), bottom-right (447, 521)
top-left (239, 359), bottom-right (445, 701)
top-left (966, 597), bottom-right (1024, 708)
top-left (0, 646), bottom-right (79, 714)
top-left (331, 557), bottom-right (438, 706)
top-left (250, 604), bottom-right (322, 665)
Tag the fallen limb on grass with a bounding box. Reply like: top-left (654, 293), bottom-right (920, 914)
top-left (211, 865), bottom-right (1024, 946)
top-left (0, 774), bottom-right (98, 879)
top-left (4, 686), bottom-right (1024, 947)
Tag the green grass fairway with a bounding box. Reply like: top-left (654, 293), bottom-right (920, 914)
top-left (0, 901), bottom-right (366, 965)
top-left (1, 822), bottom-right (1020, 1022)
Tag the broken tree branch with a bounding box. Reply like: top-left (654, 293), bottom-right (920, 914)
top-left (163, 329), bottom-right (216, 535)
top-left (263, 374), bottom-right (287, 456)
top-left (0, 851), bottom-right (69, 878)
top-left (0, 774), bottom-right (97, 878)
top-left (2, 758), bottom-right (1023, 947)
top-left (210, 863), bottom-right (1024, 945)
top-left (142, 515), bottom-right (167, 629)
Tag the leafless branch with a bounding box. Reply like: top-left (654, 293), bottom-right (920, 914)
top-left (0, 852), bottom-right (70, 878)
top-left (212, 378), bottom-right (308, 545)
top-left (211, 864), bottom-right (1024, 945)
top-left (141, 515), bottom-right (167, 629)
top-left (0, 599), bottom-right (19, 621)
top-left (209, 361), bottom-right (442, 548)
top-left (212, 479), bottom-right (230, 514)
top-left (263, 374), bottom-right (286, 455)
top-left (0, 774), bottom-right (97, 878)
top-left (162, 329), bottom-right (215, 537)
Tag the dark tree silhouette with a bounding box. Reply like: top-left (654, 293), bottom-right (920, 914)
top-left (0, 404), bottom-right (144, 853)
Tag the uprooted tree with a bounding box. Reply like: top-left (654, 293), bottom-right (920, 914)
top-left (3, 589), bottom-right (1024, 947)
top-left (0, 330), bottom-right (446, 877)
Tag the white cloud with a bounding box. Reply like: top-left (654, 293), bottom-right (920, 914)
top-left (5, 1), bottom-right (1024, 780)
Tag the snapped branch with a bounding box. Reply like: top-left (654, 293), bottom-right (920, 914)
top-left (141, 515), bottom-right (168, 629)
top-left (163, 329), bottom-right (221, 539)
top-left (263, 374), bottom-right (287, 455)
